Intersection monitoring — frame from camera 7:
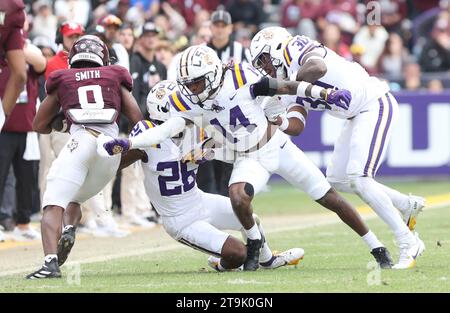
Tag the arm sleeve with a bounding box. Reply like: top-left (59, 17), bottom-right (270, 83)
top-left (130, 116), bottom-right (187, 149)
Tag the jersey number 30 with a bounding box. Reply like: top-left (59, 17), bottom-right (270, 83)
top-left (157, 161), bottom-right (196, 196)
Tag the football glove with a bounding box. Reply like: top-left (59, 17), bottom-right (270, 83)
top-left (261, 96), bottom-right (287, 122)
top-left (326, 89), bottom-right (352, 110)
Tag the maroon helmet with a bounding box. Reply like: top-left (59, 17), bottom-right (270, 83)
top-left (68, 35), bottom-right (110, 68)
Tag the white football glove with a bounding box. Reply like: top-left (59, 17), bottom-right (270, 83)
top-left (261, 96), bottom-right (287, 122)
top-left (181, 137), bottom-right (216, 163)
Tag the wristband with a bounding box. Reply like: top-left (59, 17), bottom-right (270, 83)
top-left (286, 111), bottom-right (306, 126)
top-left (310, 85), bottom-right (324, 99)
top-left (296, 81), bottom-right (310, 97)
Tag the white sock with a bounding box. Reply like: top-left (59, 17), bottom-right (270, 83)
top-left (245, 224), bottom-right (261, 240)
top-left (395, 229), bottom-right (416, 246)
top-left (256, 219), bottom-right (272, 263)
top-left (375, 182), bottom-right (410, 214)
top-left (362, 230), bottom-right (383, 250)
top-left (45, 254), bottom-right (58, 263)
top-left (351, 177), bottom-right (412, 240)
top-left (63, 224), bottom-right (74, 232)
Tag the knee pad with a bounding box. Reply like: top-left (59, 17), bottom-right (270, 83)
top-left (349, 176), bottom-right (369, 195)
top-left (244, 183), bottom-right (254, 198)
top-left (328, 180), bottom-right (353, 194)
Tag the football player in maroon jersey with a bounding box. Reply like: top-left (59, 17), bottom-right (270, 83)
top-left (27, 35), bottom-right (144, 279)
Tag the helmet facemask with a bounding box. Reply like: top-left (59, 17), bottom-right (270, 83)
top-left (252, 45), bottom-right (285, 79)
top-left (178, 68), bottom-right (218, 108)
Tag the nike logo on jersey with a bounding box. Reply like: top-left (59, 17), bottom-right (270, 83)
top-left (280, 141), bottom-right (287, 149)
top-left (229, 93), bottom-right (237, 101)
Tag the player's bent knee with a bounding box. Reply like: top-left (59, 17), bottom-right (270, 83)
top-left (229, 183), bottom-right (252, 209)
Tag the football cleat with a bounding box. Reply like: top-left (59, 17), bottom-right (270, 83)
top-left (393, 233), bottom-right (425, 269)
top-left (243, 236), bottom-right (264, 271)
top-left (207, 256), bottom-right (243, 272)
top-left (370, 247), bottom-right (394, 269)
top-left (402, 195), bottom-right (425, 231)
top-left (57, 225), bottom-right (76, 266)
top-left (260, 248), bottom-right (304, 269)
top-left (26, 257), bottom-right (61, 279)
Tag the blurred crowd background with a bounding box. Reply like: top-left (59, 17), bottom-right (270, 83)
top-left (1, 0), bottom-right (449, 241)
top-left (24, 0), bottom-right (450, 89)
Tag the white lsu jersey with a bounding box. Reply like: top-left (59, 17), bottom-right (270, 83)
top-left (282, 35), bottom-right (390, 119)
top-left (168, 63), bottom-right (268, 152)
top-left (130, 120), bottom-right (203, 217)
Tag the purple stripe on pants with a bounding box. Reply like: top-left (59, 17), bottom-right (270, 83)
top-left (371, 93), bottom-right (393, 177)
top-left (363, 97), bottom-right (384, 176)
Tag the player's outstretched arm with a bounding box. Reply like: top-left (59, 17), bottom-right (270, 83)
top-left (251, 77), bottom-right (352, 110)
top-left (103, 116), bottom-right (187, 155)
top-left (118, 149), bottom-right (148, 171)
top-left (2, 49), bottom-right (27, 115)
top-left (33, 93), bottom-right (60, 134)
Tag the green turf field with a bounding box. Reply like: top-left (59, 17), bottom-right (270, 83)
top-left (1, 180), bottom-right (449, 292)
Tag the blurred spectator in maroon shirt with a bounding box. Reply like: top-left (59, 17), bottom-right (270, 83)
top-left (281, 0), bottom-right (323, 29)
top-left (168, 0), bottom-right (210, 28)
top-left (280, 0), bottom-right (323, 39)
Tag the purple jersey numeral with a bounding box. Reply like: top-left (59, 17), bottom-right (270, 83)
top-left (210, 105), bottom-right (256, 144)
top-left (157, 161), bottom-right (182, 196)
top-left (130, 122), bottom-right (143, 137)
top-left (180, 162), bottom-right (196, 193)
top-left (157, 161), bottom-right (196, 196)
top-left (296, 97), bottom-right (332, 110)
